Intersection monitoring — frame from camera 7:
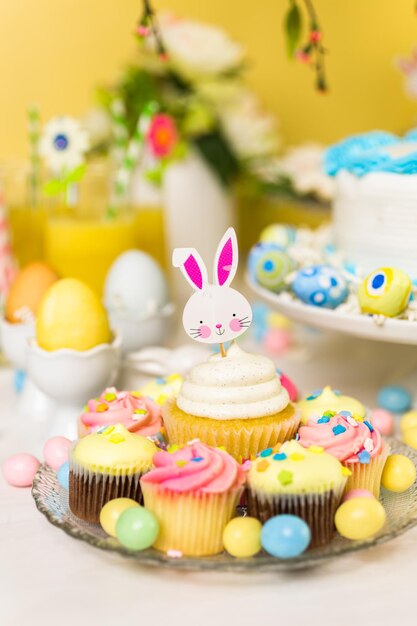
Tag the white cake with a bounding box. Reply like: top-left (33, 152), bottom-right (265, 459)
top-left (330, 139), bottom-right (417, 277)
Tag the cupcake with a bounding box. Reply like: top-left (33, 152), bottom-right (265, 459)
top-left (298, 386), bottom-right (366, 424)
top-left (139, 374), bottom-right (183, 406)
top-left (162, 343), bottom-right (300, 461)
top-left (298, 412), bottom-right (389, 497)
top-left (78, 387), bottom-right (162, 441)
top-left (247, 440), bottom-right (348, 547)
top-left (69, 424), bottom-right (157, 523)
top-left (141, 441), bottom-right (246, 556)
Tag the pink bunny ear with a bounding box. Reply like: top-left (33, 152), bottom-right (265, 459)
top-left (213, 227), bottom-right (238, 287)
top-left (172, 247), bottom-right (208, 291)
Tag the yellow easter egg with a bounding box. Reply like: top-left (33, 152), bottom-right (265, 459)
top-left (357, 267), bottom-right (411, 317)
top-left (335, 498), bottom-right (386, 540)
top-left (36, 278), bottom-right (111, 351)
top-left (401, 411), bottom-right (417, 433)
top-left (402, 427), bottom-right (417, 451)
top-left (381, 454), bottom-right (416, 493)
top-left (100, 498), bottom-right (139, 537)
top-left (222, 517), bottom-right (262, 558)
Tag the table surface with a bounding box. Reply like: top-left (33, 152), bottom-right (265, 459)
top-left (2, 329), bottom-right (417, 626)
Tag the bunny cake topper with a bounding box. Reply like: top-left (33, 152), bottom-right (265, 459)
top-left (173, 228), bottom-right (252, 353)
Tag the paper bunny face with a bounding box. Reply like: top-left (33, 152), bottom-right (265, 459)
top-left (173, 228), bottom-right (252, 344)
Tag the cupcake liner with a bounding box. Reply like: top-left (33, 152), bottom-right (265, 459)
top-left (162, 398), bottom-right (301, 461)
top-left (344, 442), bottom-right (390, 498)
top-left (69, 458), bottom-right (145, 524)
top-left (247, 482), bottom-right (346, 548)
top-left (141, 483), bottom-right (243, 556)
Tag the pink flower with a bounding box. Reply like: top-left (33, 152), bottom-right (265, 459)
top-left (147, 114), bottom-right (178, 158)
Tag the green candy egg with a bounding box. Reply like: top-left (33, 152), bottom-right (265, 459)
top-left (115, 505), bottom-right (159, 551)
top-left (255, 250), bottom-right (295, 293)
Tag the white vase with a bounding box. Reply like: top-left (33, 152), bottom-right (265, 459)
top-left (163, 151), bottom-right (235, 304)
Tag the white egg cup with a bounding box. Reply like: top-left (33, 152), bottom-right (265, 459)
top-left (27, 334), bottom-right (122, 439)
top-left (0, 317), bottom-right (55, 419)
top-left (108, 303), bottom-right (175, 355)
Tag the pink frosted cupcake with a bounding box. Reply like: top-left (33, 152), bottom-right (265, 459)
top-left (141, 441), bottom-right (247, 556)
top-left (78, 387), bottom-right (163, 441)
top-left (298, 412), bottom-right (389, 497)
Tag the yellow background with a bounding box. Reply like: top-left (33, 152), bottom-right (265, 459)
top-left (2, 0), bottom-right (417, 159)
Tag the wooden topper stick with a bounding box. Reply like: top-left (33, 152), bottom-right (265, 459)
top-left (219, 343), bottom-right (226, 358)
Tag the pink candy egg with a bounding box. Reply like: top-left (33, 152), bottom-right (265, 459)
top-left (43, 436), bottom-right (72, 471)
top-left (371, 408), bottom-right (394, 436)
top-left (343, 489), bottom-right (375, 503)
top-left (2, 454), bottom-right (41, 487)
top-left (264, 328), bottom-right (291, 355)
top-left (279, 372), bottom-right (298, 402)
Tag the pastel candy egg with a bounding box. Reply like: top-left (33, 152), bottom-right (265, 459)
top-left (357, 267), bottom-right (411, 317)
top-left (43, 436), bottom-right (72, 471)
top-left (57, 462), bottom-right (70, 489)
top-left (261, 515), bottom-right (311, 559)
top-left (343, 489), bottom-right (375, 503)
top-left (278, 370), bottom-right (298, 402)
top-left (377, 385), bottom-right (412, 413)
top-left (254, 249), bottom-right (295, 293)
top-left (223, 517), bottom-right (262, 558)
top-left (264, 328), bottom-right (291, 354)
top-left (381, 454), bottom-right (416, 492)
top-left (2, 453), bottom-right (40, 487)
top-left (400, 410), bottom-right (417, 432)
top-left (292, 264), bottom-right (348, 309)
top-left (335, 498), bottom-right (386, 540)
top-left (116, 506), bottom-right (159, 551)
top-left (370, 408), bottom-right (394, 436)
top-left (402, 427), bottom-right (417, 450)
top-left (100, 498), bottom-right (140, 538)
top-left (259, 224), bottom-right (296, 249)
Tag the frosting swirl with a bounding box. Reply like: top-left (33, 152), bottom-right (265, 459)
top-left (176, 343), bottom-right (289, 420)
top-left (298, 413), bottom-right (383, 464)
top-left (140, 442), bottom-right (246, 493)
top-left (79, 387), bottom-right (162, 437)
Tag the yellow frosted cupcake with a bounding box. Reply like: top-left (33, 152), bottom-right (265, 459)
top-left (162, 343), bottom-right (300, 461)
top-left (69, 424), bottom-right (157, 523)
top-left (298, 386), bottom-right (366, 425)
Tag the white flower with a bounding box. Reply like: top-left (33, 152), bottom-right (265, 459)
top-left (274, 144), bottom-right (335, 201)
top-left (39, 116), bottom-right (89, 174)
top-left (151, 14), bottom-right (244, 79)
top-left (218, 92), bottom-right (280, 159)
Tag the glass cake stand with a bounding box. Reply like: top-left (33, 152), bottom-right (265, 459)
top-left (32, 438), bottom-right (417, 572)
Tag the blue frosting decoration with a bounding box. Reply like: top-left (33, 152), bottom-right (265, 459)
top-left (322, 130), bottom-right (417, 176)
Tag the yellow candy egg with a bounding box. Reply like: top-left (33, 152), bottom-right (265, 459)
top-left (222, 516), bottom-right (262, 558)
top-left (100, 498), bottom-right (139, 537)
top-left (401, 411), bottom-right (417, 433)
top-left (381, 454), bottom-right (416, 492)
top-left (357, 267), bottom-right (411, 317)
top-left (402, 427), bottom-right (417, 451)
top-left (36, 278), bottom-right (111, 351)
top-left (335, 498), bottom-right (386, 540)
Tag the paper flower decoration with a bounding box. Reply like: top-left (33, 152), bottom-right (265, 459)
top-left (147, 114), bottom-right (177, 158)
top-left (39, 116), bottom-right (89, 174)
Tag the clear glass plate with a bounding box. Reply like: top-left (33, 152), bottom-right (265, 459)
top-left (32, 437), bottom-right (417, 572)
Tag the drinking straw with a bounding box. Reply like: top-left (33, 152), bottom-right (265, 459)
top-left (27, 104), bottom-right (40, 208)
top-left (110, 98), bottom-right (129, 168)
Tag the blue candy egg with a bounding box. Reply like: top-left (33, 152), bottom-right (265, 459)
top-left (259, 224), bottom-right (296, 249)
top-left (377, 385), bottom-right (412, 414)
top-left (292, 264), bottom-right (348, 309)
top-left (261, 515), bottom-right (311, 559)
top-left (57, 461), bottom-right (69, 490)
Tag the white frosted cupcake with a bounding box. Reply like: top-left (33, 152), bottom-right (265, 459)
top-left (162, 343), bottom-right (300, 461)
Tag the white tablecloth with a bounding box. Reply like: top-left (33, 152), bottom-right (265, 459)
top-left (2, 331), bottom-right (417, 626)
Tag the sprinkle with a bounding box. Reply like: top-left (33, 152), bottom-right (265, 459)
top-left (364, 420), bottom-right (374, 432)
top-left (134, 408), bottom-right (147, 415)
top-left (323, 410), bottom-right (336, 418)
top-left (339, 410), bottom-right (352, 417)
top-left (176, 460), bottom-right (188, 467)
top-left (278, 470), bottom-right (293, 485)
top-left (109, 434), bottom-right (125, 444)
top-left (364, 438), bottom-right (374, 453)
top-left (156, 377), bottom-right (167, 385)
top-left (289, 452), bottom-right (305, 461)
top-left (358, 450), bottom-right (371, 464)
top-left (102, 425), bottom-right (115, 435)
top-left (346, 416), bottom-right (358, 427)
top-left (96, 403), bottom-right (109, 413)
top-left (295, 433), bottom-right (300, 441)
top-left (131, 391), bottom-right (142, 398)
top-left (187, 438), bottom-right (200, 445)
top-left (168, 444), bottom-right (180, 453)
top-left (167, 549), bottom-right (183, 558)
top-left (260, 448), bottom-right (273, 458)
top-left (342, 466), bottom-right (352, 477)
top-left (217, 446), bottom-right (227, 451)
top-left (306, 389), bottom-right (322, 401)
top-left (191, 457), bottom-right (203, 462)
top-left (82, 405), bottom-right (88, 412)
top-left (354, 415), bottom-right (364, 422)
top-left (104, 392), bottom-right (117, 402)
top-left (157, 394), bottom-right (168, 404)
top-left (318, 416), bottom-right (330, 424)
top-left (256, 459), bottom-right (270, 472)
top-left (333, 425), bottom-right (347, 436)
top-left (273, 453), bottom-right (287, 461)
top-left (309, 445), bottom-right (324, 454)
top-left (97, 425), bottom-right (109, 433)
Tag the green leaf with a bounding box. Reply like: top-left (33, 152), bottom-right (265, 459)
top-left (65, 164), bottom-right (86, 184)
top-left (285, 2), bottom-right (302, 59)
top-left (43, 179), bottom-right (66, 196)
